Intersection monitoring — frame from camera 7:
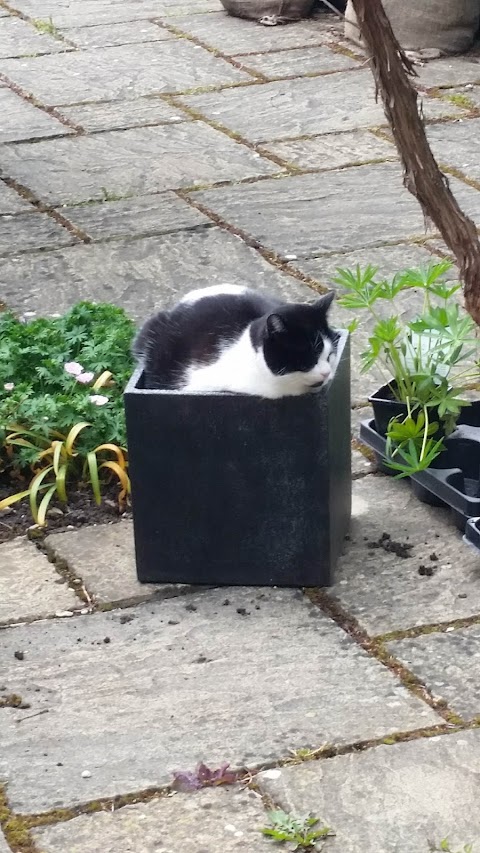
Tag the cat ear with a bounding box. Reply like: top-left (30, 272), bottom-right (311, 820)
top-left (266, 313), bottom-right (288, 336)
top-left (315, 291), bottom-right (335, 313)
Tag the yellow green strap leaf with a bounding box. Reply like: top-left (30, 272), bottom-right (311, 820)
top-left (92, 370), bottom-right (113, 391)
top-left (37, 485), bottom-right (57, 527)
top-left (55, 463), bottom-right (68, 504)
top-left (87, 451), bottom-right (102, 506)
top-left (99, 460), bottom-right (131, 494)
top-left (93, 443), bottom-right (126, 466)
top-left (29, 467), bottom-right (54, 522)
top-left (65, 422), bottom-right (90, 456)
top-left (0, 489), bottom-right (31, 510)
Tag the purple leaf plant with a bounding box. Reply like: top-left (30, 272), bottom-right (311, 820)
top-left (172, 762), bottom-right (238, 792)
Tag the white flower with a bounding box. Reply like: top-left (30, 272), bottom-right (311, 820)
top-left (3, 382), bottom-right (14, 391)
top-left (76, 372), bottom-right (94, 384)
top-left (64, 361), bottom-right (84, 376)
top-left (88, 394), bottom-right (109, 406)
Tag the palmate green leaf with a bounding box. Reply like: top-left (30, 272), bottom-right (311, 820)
top-left (395, 260), bottom-right (454, 290)
top-left (346, 318), bottom-right (360, 334)
top-left (385, 435), bottom-right (445, 477)
top-left (372, 317), bottom-right (402, 344)
top-left (333, 264), bottom-right (379, 292)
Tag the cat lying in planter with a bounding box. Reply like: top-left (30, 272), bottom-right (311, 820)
top-left (125, 285), bottom-right (351, 588)
top-left (335, 260), bottom-right (477, 477)
top-left (133, 284), bottom-right (339, 397)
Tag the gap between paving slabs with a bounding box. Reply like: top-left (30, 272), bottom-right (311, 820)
top-left (0, 586), bottom-right (441, 814)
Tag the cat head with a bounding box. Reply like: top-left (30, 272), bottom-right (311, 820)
top-left (258, 292), bottom-right (339, 391)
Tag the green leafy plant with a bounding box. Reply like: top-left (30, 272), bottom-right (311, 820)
top-left (261, 810), bottom-right (333, 850)
top-left (429, 840), bottom-right (475, 853)
top-left (0, 302), bottom-right (135, 523)
top-left (32, 16), bottom-right (59, 36)
top-left (335, 261), bottom-right (478, 476)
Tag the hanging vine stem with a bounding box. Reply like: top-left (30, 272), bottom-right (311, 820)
top-left (349, 0), bottom-right (480, 326)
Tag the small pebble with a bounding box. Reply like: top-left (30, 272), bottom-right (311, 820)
top-left (55, 610), bottom-right (74, 618)
top-left (103, 637), bottom-right (111, 644)
top-left (14, 651), bottom-right (24, 661)
top-left (284, 253), bottom-right (297, 261)
top-left (81, 770), bottom-right (92, 779)
top-left (260, 769), bottom-right (282, 780)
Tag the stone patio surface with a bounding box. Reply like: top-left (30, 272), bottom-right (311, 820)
top-left (1, 2), bottom-right (480, 851)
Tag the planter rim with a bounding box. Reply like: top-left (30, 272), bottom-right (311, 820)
top-left (125, 329), bottom-right (349, 399)
top-left (368, 380), bottom-right (400, 405)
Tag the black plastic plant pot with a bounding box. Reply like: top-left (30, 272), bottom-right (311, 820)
top-left (124, 332), bottom-right (351, 588)
top-left (369, 382), bottom-right (408, 437)
top-left (369, 381), bottom-right (446, 438)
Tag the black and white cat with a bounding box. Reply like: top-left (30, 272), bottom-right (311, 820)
top-left (133, 284), bottom-right (339, 398)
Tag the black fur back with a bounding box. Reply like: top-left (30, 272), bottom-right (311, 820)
top-left (133, 290), bottom-right (283, 390)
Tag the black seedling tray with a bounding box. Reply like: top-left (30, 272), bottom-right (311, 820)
top-left (464, 517), bottom-right (480, 553)
top-left (360, 405), bottom-right (480, 532)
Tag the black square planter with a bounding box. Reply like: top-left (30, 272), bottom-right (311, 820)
top-left (124, 332), bottom-right (351, 587)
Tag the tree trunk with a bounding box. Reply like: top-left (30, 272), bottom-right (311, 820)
top-left (349, 0), bottom-right (480, 326)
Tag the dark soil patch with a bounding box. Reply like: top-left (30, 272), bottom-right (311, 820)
top-left (0, 474), bottom-right (130, 544)
top-left (366, 531), bottom-right (413, 559)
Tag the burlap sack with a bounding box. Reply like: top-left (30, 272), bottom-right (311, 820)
top-left (345, 0), bottom-right (480, 55)
top-left (220, 0), bottom-right (315, 24)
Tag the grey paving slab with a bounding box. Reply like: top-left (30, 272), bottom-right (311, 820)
top-left (427, 118), bottom-right (480, 182)
top-left (183, 70), bottom-right (385, 143)
top-left (0, 830), bottom-right (9, 853)
top-left (0, 538), bottom-right (79, 625)
top-left (257, 729), bottom-right (480, 853)
top-left (0, 228), bottom-right (313, 319)
top-left (64, 193), bottom-right (210, 241)
top-left (0, 42), bottom-right (252, 107)
top-left (56, 98), bottom-right (188, 132)
top-left (60, 21), bottom-right (175, 49)
top-left (0, 15), bottom-right (66, 58)
top-left (0, 211), bottom-right (78, 253)
top-left (165, 12), bottom-right (338, 53)
top-left (351, 448), bottom-right (373, 478)
top-left (263, 129), bottom-right (397, 170)
top-left (441, 84), bottom-right (480, 109)
top-left (3, 0), bottom-right (217, 27)
top-left (389, 626), bottom-right (480, 720)
top-left (0, 123), bottom-right (277, 206)
top-left (331, 476), bottom-right (480, 637)
top-left (0, 179), bottom-right (32, 214)
top-left (0, 87), bottom-right (72, 143)
top-left (45, 521), bottom-right (190, 606)
top-left (33, 788), bottom-right (269, 853)
top-left (351, 407), bottom-right (374, 477)
top-left (235, 45), bottom-right (358, 78)
top-left (417, 57), bottom-right (480, 88)
top-left (296, 242), bottom-right (448, 286)
top-left (0, 587), bottom-right (438, 812)
top-left (195, 163), bottom-right (480, 257)
top-left (420, 96), bottom-right (467, 120)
